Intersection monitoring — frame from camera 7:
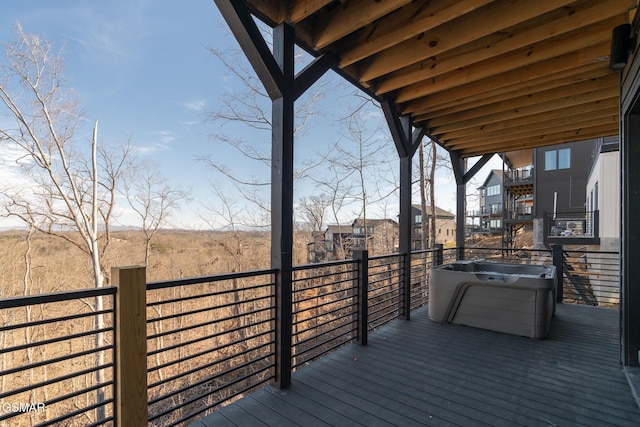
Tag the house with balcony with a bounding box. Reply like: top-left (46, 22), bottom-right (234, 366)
top-left (469, 138), bottom-right (603, 248)
top-left (475, 169), bottom-right (505, 234)
top-left (410, 205), bottom-right (455, 250)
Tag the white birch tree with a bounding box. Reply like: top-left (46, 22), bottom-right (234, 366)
top-left (0, 24), bottom-right (131, 422)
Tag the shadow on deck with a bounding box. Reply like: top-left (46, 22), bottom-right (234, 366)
top-left (192, 304), bottom-right (639, 426)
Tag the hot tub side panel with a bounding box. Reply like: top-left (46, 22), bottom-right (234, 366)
top-left (428, 263), bottom-right (556, 339)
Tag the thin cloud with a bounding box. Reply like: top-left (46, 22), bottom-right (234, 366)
top-left (184, 99), bottom-right (206, 112)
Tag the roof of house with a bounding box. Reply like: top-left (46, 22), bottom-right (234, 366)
top-left (480, 169), bottom-right (504, 188)
top-left (351, 218), bottom-right (399, 227)
top-left (411, 205), bottom-right (455, 218)
top-left (325, 224), bottom-right (352, 234)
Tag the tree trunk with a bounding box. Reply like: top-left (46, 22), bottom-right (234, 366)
top-left (429, 140), bottom-right (437, 249)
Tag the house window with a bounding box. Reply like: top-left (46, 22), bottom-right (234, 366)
top-left (486, 184), bottom-right (500, 196)
top-left (490, 219), bottom-right (501, 228)
top-left (490, 204), bottom-right (500, 214)
top-left (415, 214), bottom-right (422, 224)
top-left (545, 148), bottom-right (571, 170)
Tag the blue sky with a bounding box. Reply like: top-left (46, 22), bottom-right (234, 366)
top-left (0, 1), bottom-right (501, 230)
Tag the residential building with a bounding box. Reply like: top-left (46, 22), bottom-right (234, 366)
top-left (586, 136), bottom-right (619, 252)
top-left (351, 218), bottom-right (399, 254)
top-left (410, 205), bottom-right (456, 250)
top-left (468, 138), bottom-right (601, 248)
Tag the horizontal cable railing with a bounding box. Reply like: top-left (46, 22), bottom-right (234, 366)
top-left (367, 254), bottom-right (404, 330)
top-left (462, 246), bottom-right (554, 265)
top-left (0, 244), bottom-right (621, 425)
top-left (0, 287), bottom-right (116, 427)
top-left (291, 259), bottom-right (358, 369)
top-left (409, 249), bottom-right (438, 311)
top-left (562, 250), bottom-right (620, 307)
top-left (449, 246), bottom-right (620, 308)
top-left (146, 269), bottom-right (276, 427)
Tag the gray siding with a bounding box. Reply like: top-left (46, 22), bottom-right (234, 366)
top-left (534, 140), bottom-right (596, 218)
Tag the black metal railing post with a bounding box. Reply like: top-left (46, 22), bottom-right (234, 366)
top-left (435, 243), bottom-right (444, 266)
top-left (552, 244), bottom-right (564, 303)
top-left (354, 250), bottom-right (369, 345)
top-left (457, 246), bottom-right (465, 261)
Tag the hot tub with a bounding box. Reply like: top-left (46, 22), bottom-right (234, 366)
top-left (429, 261), bottom-right (557, 339)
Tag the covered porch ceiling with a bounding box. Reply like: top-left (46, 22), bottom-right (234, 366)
top-left (241, 0), bottom-right (632, 157)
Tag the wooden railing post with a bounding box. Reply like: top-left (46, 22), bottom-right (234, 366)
top-left (353, 250), bottom-right (369, 345)
top-left (551, 245), bottom-right (564, 303)
top-left (113, 266), bottom-right (147, 427)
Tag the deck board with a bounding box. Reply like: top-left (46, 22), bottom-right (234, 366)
top-left (193, 304), bottom-right (640, 426)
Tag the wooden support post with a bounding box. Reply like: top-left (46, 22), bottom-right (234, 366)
top-left (434, 243), bottom-right (444, 266)
top-left (382, 101), bottom-right (425, 321)
top-left (353, 250), bottom-right (369, 345)
top-left (399, 154), bottom-right (412, 320)
top-left (113, 266), bottom-right (147, 427)
top-left (551, 245), bottom-right (564, 303)
top-left (272, 23), bottom-right (295, 389)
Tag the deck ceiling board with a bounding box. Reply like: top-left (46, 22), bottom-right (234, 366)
top-left (243, 0), bottom-right (630, 157)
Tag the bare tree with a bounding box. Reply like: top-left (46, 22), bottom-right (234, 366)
top-left (298, 194), bottom-right (331, 232)
top-left (0, 24), bottom-right (131, 422)
top-left (123, 160), bottom-right (191, 266)
top-left (200, 42), bottom-right (329, 228)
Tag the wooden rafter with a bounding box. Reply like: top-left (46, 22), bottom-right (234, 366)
top-left (238, 0), bottom-right (629, 157)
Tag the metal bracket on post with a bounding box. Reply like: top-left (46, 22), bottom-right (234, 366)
top-left (354, 250), bottom-right (369, 345)
top-left (552, 244), bottom-right (564, 303)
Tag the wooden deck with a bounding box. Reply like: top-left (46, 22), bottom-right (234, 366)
top-left (191, 304), bottom-right (640, 426)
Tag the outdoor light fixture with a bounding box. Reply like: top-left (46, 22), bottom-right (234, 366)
top-left (610, 23), bottom-right (632, 70)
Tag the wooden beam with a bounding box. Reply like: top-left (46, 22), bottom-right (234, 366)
top-left (400, 48), bottom-right (610, 113)
top-left (407, 64), bottom-right (614, 118)
top-left (246, 0), bottom-right (287, 24)
top-left (312, 0), bottom-right (412, 49)
top-left (288, 0), bottom-right (332, 23)
top-left (427, 87), bottom-right (618, 135)
top-left (381, 99), bottom-right (409, 157)
top-left (395, 17), bottom-right (620, 103)
top-left (215, 0), bottom-right (284, 99)
top-left (375, 0), bottom-right (627, 94)
top-left (441, 105), bottom-right (619, 142)
top-left (457, 124), bottom-right (619, 157)
top-left (271, 23), bottom-right (295, 389)
top-left (294, 53), bottom-right (338, 100)
top-left (357, 0), bottom-right (574, 82)
top-left (424, 74), bottom-right (619, 128)
top-left (464, 154), bottom-right (493, 185)
top-left (338, 0), bottom-right (491, 66)
top-left (448, 113), bottom-right (619, 150)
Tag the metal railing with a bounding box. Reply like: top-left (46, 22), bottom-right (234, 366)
top-left (0, 287), bottom-right (116, 427)
top-left (562, 249), bottom-right (620, 307)
top-left (544, 211), bottom-right (599, 240)
top-left (447, 246), bottom-right (620, 308)
top-left (0, 244), bottom-right (621, 425)
top-left (367, 254), bottom-right (404, 330)
top-left (146, 269), bottom-right (276, 427)
top-left (291, 259), bottom-right (358, 369)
